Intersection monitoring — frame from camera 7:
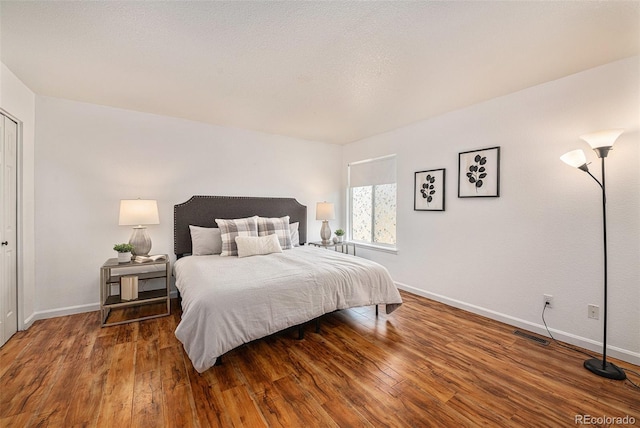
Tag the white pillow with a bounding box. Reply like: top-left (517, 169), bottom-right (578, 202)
top-left (215, 216), bottom-right (259, 256)
top-left (289, 222), bottom-right (300, 247)
top-left (235, 234), bottom-right (283, 258)
top-left (189, 225), bottom-right (222, 255)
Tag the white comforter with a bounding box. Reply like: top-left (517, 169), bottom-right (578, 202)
top-left (174, 246), bottom-right (402, 372)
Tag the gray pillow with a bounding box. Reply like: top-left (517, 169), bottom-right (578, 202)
top-left (189, 225), bottom-right (222, 256)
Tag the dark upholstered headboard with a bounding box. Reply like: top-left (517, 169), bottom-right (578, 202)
top-left (174, 196), bottom-right (307, 257)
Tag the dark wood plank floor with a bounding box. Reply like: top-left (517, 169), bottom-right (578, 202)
top-left (1, 290), bottom-right (638, 427)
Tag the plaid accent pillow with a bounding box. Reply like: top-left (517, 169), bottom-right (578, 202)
top-left (257, 216), bottom-right (293, 250)
top-left (215, 216), bottom-right (259, 256)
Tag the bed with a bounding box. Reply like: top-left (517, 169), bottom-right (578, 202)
top-left (173, 195), bottom-right (402, 373)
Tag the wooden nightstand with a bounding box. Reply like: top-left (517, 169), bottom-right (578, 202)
top-left (308, 241), bottom-right (356, 256)
top-left (99, 255), bottom-right (170, 326)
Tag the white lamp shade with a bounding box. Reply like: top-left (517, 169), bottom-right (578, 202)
top-left (579, 129), bottom-right (624, 149)
top-left (119, 199), bottom-right (160, 226)
top-left (560, 150), bottom-right (587, 168)
top-left (316, 202), bottom-right (335, 221)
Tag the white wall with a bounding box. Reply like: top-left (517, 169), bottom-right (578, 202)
top-left (10, 55), bottom-right (640, 366)
top-left (1, 62), bottom-right (36, 329)
top-left (344, 57), bottom-right (640, 364)
top-left (34, 97), bottom-right (342, 315)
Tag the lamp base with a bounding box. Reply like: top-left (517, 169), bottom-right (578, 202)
top-left (129, 226), bottom-right (152, 256)
top-left (584, 358), bottom-right (626, 380)
top-left (320, 220), bottom-right (332, 245)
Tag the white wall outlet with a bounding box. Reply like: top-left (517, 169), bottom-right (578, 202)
top-left (588, 304), bottom-right (600, 320)
top-left (543, 294), bottom-right (553, 308)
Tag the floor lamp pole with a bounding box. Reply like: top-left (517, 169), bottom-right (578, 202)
top-left (582, 155), bottom-right (626, 380)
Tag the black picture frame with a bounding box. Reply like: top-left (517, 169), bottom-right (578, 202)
top-left (458, 146), bottom-right (500, 198)
top-left (414, 168), bottom-right (446, 211)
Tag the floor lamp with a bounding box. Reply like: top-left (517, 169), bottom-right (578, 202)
top-left (560, 129), bottom-right (626, 381)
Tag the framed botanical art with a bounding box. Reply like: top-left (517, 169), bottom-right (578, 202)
top-left (414, 168), bottom-right (445, 211)
top-left (458, 146), bottom-right (500, 198)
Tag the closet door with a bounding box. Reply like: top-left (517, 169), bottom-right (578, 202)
top-left (0, 114), bottom-right (18, 347)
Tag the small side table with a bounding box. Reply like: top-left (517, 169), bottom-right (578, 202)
top-left (309, 241), bottom-right (356, 256)
top-left (100, 255), bottom-right (170, 326)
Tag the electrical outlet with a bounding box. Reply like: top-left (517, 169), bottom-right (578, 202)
top-left (588, 304), bottom-right (599, 320)
top-left (543, 294), bottom-right (553, 309)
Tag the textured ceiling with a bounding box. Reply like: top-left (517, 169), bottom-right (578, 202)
top-left (1, 1), bottom-right (639, 144)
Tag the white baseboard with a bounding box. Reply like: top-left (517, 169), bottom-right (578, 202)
top-left (396, 282), bottom-right (640, 367)
top-left (28, 302), bottom-right (100, 325)
top-left (22, 312), bottom-right (36, 330)
top-left (22, 289), bottom-right (181, 328)
top-left (20, 284), bottom-right (639, 367)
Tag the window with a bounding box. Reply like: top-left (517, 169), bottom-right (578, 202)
top-left (348, 155), bottom-right (397, 248)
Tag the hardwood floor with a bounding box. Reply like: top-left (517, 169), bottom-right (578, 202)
top-left (1, 290), bottom-right (638, 427)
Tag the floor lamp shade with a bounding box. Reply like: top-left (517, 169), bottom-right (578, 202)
top-left (316, 202), bottom-right (335, 245)
top-left (119, 199), bottom-right (160, 256)
top-left (559, 149), bottom-right (587, 169)
top-left (579, 129), bottom-right (623, 149)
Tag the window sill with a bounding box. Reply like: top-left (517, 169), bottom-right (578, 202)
top-left (351, 242), bottom-right (398, 255)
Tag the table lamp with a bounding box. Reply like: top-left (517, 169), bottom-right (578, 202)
top-left (119, 199), bottom-right (160, 256)
top-left (316, 202), bottom-right (335, 245)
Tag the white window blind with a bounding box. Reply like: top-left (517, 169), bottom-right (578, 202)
top-left (349, 155), bottom-right (397, 187)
